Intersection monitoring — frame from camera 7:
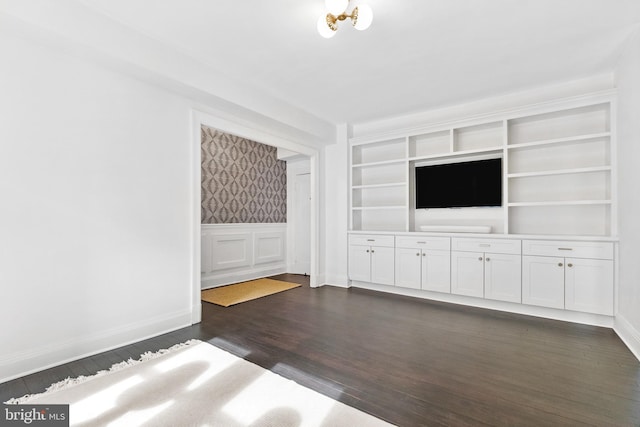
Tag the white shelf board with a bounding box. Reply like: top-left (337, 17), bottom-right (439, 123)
top-left (352, 159), bottom-right (407, 168)
top-left (507, 166), bottom-right (612, 179)
top-left (408, 146), bottom-right (503, 162)
top-left (507, 132), bottom-right (610, 150)
top-left (352, 182), bottom-right (407, 189)
top-left (352, 205), bottom-right (407, 211)
top-left (508, 200), bottom-right (612, 207)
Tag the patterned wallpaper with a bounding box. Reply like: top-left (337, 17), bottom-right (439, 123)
top-left (201, 126), bottom-right (287, 223)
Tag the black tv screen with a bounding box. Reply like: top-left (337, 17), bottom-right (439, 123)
top-left (415, 158), bottom-right (502, 208)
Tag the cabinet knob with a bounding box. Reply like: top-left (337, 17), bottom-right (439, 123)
top-left (478, 257), bottom-right (483, 261)
top-left (422, 253), bottom-right (426, 257)
top-left (371, 250), bottom-right (375, 253)
top-left (366, 249), bottom-right (370, 253)
top-left (568, 263), bottom-right (573, 268)
top-left (558, 262), bottom-right (563, 267)
top-left (486, 257), bottom-right (490, 262)
top-left (416, 252), bottom-right (420, 256)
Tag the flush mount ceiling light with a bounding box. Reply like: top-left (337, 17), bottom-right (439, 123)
top-left (317, 0), bottom-right (373, 38)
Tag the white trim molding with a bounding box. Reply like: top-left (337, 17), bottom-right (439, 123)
top-left (614, 315), bottom-right (640, 362)
top-left (0, 309), bottom-right (192, 384)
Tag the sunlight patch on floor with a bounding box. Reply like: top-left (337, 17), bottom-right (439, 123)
top-left (107, 400), bottom-right (174, 427)
top-left (222, 371), bottom-right (336, 427)
top-left (72, 375), bottom-right (143, 423)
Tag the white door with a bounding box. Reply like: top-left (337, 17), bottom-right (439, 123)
top-left (395, 247), bottom-right (422, 289)
top-left (484, 253), bottom-right (522, 303)
top-left (565, 258), bottom-right (614, 315)
top-left (422, 250), bottom-right (451, 293)
top-left (291, 172), bottom-right (311, 275)
top-left (371, 246), bottom-right (395, 286)
top-left (451, 251), bottom-right (484, 297)
top-left (522, 255), bottom-right (565, 309)
top-left (348, 245), bottom-right (371, 282)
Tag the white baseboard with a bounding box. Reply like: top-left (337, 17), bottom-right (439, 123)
top-left (350, 281), bottom-right (615, 328)
top-left (614, 315), bottom-right (640, 362)
top-left (323, 275), bottom-right (350, 288)
top-left (0, 309), bottom-right (192, 384)
top-left (311, 274), bottom-right (326, 288)
top-left (201, 265), bottom-right (286, 289)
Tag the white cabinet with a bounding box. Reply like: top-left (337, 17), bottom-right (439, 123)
top-left (522, 240), bottom-right (614, 315)
top-left (565, 258), bottom-right (614, 315)
top-left (451, 238), bottom-right (522, 302)
top-left (395, 236), bottom-right (450, 292)
top-left (348, 235), bottom-right (395, 286)
top-left (484, 253), bottom-right (523, 303)
top-left (522, 256), bottom-right (565, 309)
top-left (451, 251), bottom-right (485, 297)
top-left (347, 232), bottom-right (616, 320)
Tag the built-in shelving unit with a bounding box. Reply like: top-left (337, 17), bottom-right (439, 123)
top-left (349, 93), bottom-right (615, 238)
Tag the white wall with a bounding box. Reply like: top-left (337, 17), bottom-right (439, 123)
top-left (0, 30), bottom-right (197, 381)
top-left (322, 124), bottom-right (349, 287)
top-left (614, 28), bottom-right (640, 359)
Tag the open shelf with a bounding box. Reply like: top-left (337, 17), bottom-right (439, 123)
top-left (409, 147), bottom-right (503, 163)
top-left (352, 182), bottom-right (406, 189)
top-left (508, 200), bottom-right (611, 207)
top-left (507, 132), bottom-right (611, 150)
top-left (352, 138), bottom-right (406, 164)
top-left (350, 97), bottom-right (614, 236)
top-left (507, 165), bottom-right (611, 178)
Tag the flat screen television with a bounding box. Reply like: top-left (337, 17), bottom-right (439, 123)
top-left (415, 158), bottom-right (502, 208)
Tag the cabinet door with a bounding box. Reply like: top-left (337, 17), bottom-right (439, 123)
top-left (348, 245), bottom-right (371, 282)
top-left (451, 251), bottom-right (484, 298)
top-left (395, 248), bottom-right (421, 289)
top-left (422, 250), bottom-right (451, 293)
top-left (484, 253), bottom-right (522, 303)
top-left (565, 258), bottom-right (614, 315)
top-left (371, 246), bottom-right (395, 286)
top-left (522, 255), bottom-right (564, 309)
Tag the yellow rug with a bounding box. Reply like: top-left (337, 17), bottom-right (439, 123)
top-left (201, 278), bottom-right (301, 307)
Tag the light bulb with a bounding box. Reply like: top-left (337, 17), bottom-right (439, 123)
top-left (325, 0), bottom-right (348, 15)
top-left (353, 4), bottom-right (373, 31)
top-left (317, 14), bottom-right (337, 38)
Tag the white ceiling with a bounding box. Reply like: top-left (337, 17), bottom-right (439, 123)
top-left (68, 0), bottom-right (640, 125)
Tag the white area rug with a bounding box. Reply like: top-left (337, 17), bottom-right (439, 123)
top-left (6, 340), bottom-right (393, 427)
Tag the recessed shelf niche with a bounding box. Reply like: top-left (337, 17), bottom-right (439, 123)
top-left (349, 95), bottom-right (615, 237)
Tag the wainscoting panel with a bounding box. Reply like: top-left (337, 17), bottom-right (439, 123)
top-left (201, 224), bottom-right (286, 289)
top-left (210, 233), bottom-right (252, 271)
top-left (254, 232), bottom-right (285, 265)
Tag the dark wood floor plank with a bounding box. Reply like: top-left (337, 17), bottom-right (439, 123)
top-left (2, 274), bottom-right (639, 426)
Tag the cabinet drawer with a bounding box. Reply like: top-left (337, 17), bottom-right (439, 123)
top-left (522, 240), bottom-right (613, 260)
top-left (395, 236), bottom-right (450, 250)
top-left (349, 234), bottom-right (395, 247)
top-left (451, 238), bottom-right (521, 255)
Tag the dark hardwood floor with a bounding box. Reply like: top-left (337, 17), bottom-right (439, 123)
top-left (2, 273), bottom-right (639, 426)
